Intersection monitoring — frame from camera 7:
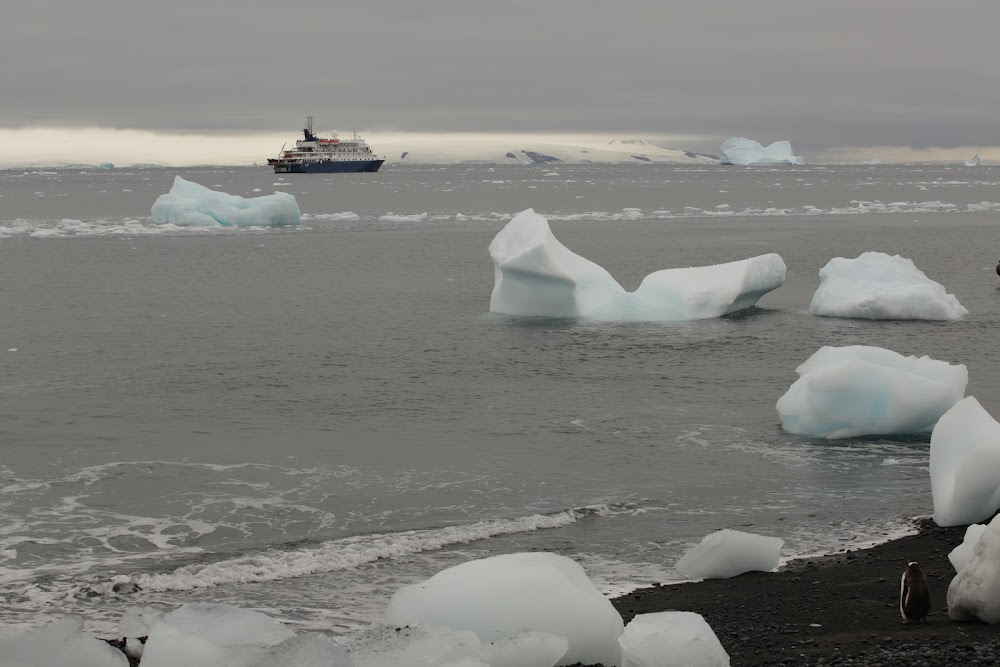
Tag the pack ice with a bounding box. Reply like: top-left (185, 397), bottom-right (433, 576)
top-left (718, 138), bottom-right (804, 166)
top-left (948, 514), bottom-right (1000, 623)
top-left (776, 346), bottom-right (967, 439)
top-left (808, 252), bottom-right (967, 321)
top-left (674, 529), bottom-right (783, 580)
top-left (385, 552), bottom-right (623, 666)
top-left (0, 616), bottom-right (127, 667)
top-left (930, 397), bottom-right (1000, 526)
top-left (488, 209), bottom-right (785, 320)
top-left (151, 176), bottom-right (301, 227)
top-left (618, 612), bottom-right (730, 667)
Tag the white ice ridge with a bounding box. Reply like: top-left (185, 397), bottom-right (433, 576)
top-left (776, 346), bottom-right (968, 439)
top-left (931, 396), bottom-right (1000, 526)
top-left (808, 251), bottom-right (968, 321)
top-left (674, 529), bottom-right (783, 580)
top-left (618, 612), bottom-right (730, 667)
top-left (965, 154), bottom-right (981, 167)
top-left (385, 552), bottom-right (624, 667)
top-left (948, 514), bottom-right (1000, 623)
top-left (151, 176), bottom-right (300, 227)
top-left (949, 523), bottom-right (988, 573)
top-left (719, 138), bottom-right (804, 166)
top-left (488, 209), bottom-right (785, 320)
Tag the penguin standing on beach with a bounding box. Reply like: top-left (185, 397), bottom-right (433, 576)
top-left (900, 561), bottom-right (930, 624)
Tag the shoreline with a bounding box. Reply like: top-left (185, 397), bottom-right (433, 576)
top-left (608, 517), bottom-right (1000, 666)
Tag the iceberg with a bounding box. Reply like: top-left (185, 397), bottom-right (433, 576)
top-left (674, 529), bottom-right (782, 580)
top-left (965, 154), bottom-right (981, 167)
top-left (0, 616), bottom-right (128, 667)
top-left (385, 552), bottom-right (624, 667)
top-left (618, 612), bottom-right (730, 667)
top-left (948, 514), bottom-right (1000, 622)
top-left (808, 252), bottom-right (968, 320)
top-left (930, 397), bottom-right (1000, 526)
top-left (151, 176), bottom-right (300, 227)
top-left (949, 523), bottom-right (988, 573)
top-left (719, 138), bottom-right (804, 166)
top-left (489, 209), bottom-right (785, 320)
top-left (481, 632), bottom-right (569, 667)
top-left (776, 346), bottom-right (967, 439)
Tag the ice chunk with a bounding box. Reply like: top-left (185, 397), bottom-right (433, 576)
top-left (930, 397), bottom-right (1000, 526)
top-left (385, 552), bottom-right (624, 667)
top-left (249, 633), bottom-right (354, 667)
top-left (481, 632), bottom-right (569, 667)
top-left (0, 616), bottom-right (128, 667)
top-left (965, 154), bottom-right (981, 167)
top-left (151, 176), bottom-right (300, 227)
top-left (489, 209), bottom-right (785, 320)
top-left (118, 605), bottom-right (164, 638)
top-left (948, 514), bottom-right (1000, 622)
top-left (347, 625), bottom-right (481, 667)
top-left (776, 346), bottom-right (967, 439)
top-left (619, 612), bottom-right (730, 667)
top-left (719, 138), bottom-right (804, 166)
top-left (139, 602), bottom-right (296, 667)
top-left (949, 523), bottom-right (988, 573)
top-left (808, 252), bottom-right (967, 321)
top-left (675, 529), bottom-right (782, 579)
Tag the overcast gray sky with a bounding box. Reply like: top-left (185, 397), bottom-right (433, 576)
top-left (2, 0), bottom-right (998, 152)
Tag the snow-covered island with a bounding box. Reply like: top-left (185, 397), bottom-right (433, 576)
top-left (718, 138), bottom-right (804, 166)
top-left (489, 209), bottom-right (785, 321)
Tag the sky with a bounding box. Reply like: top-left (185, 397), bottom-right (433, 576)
top-left (2, 0), bottom-right (998, 164)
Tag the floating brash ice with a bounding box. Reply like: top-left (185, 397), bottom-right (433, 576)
top-left (151, 176), bottom-right (301, 227)
top-left (719, 137), bottom-right (804, 166)
top-left (488, 209), bottom-right (785, 320)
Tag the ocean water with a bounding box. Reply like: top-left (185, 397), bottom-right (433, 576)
top-left (1, 163), bottom-right (999, 639)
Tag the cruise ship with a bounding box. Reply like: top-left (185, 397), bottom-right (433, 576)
top-left (268, 117), bottom-right (384, 173)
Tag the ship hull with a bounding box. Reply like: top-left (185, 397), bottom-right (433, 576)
top-left (274, 159), bottom-right (384, 174)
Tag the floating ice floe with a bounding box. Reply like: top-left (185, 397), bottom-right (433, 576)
top-left (930, 396), bottom-right (1000, 526)
top-left (618, 612), bottom-right (730, 667)
top-left (949, 523), bottom-right (988, 573)
top-left (808, 252), bottom-right (968, 321)
top-left (776, 346), bottom-right (967, 439)
top-left (674, 529), bottom-right (783, 580)
top-left (719, 138), bottom-right (804, 166)
top-left (948, 514), bottom-right (1000, 623)
top-left (488, 209), bottom-right (785, 320)
top-left (151, 176), bottom-right (300, 227)
top-left (385, 552), bottom-right (623, 666)
top-left (965, 154), bottom-right (981, 167)
top-left (0, 616), bottom-right (127, 667)
top-left (139, 602), bottom-right (296, 667)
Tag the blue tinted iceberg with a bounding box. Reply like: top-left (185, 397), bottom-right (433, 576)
top-left (777, 346), bottom-right (967, 439)
top-left (151, 176), bottom-right (300, 227)
top-left (719, 137), bottom-right (804, 166)
top-left (931, 397), bottom-right (1000, 526)
top-left (808, 252), bottom-right (967, 320)
top-left (489, 209), bottom-right (785, 320)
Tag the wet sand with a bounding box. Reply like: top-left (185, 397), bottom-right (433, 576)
top-left (608, 518), bottom-right (1000, 666)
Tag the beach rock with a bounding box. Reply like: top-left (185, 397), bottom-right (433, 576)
top-left (948, 514), bottom-right (1000, 622)
top-left (619, 611), bottom-right (730, 666)
top-left (930, 397), bottom-right (1000, 526)
top-left (675, 529), bottom-right (783, 579)
top-left (385, 552), bottom-right (623, 666)
top-left (0, 616), bottom-right (128, 667)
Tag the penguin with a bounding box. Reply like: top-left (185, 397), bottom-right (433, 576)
top-left (996, 261), bottom-right (1000, 277)
top-left (900, 561), bottom-right (930, 624)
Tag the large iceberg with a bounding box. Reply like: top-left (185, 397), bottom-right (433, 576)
top-left (151, 176), bottom-right (301, 227)
top-left (776, 346), bottom-right (967, 439)
top-left (489, 209), bottom-right (785, 320)
top-left (674, 529), bottom-right (782, 580)
top-left (0, 616), bottom-right (128, 667)
top-left (719, 138), bottom-right (804, 166)
top-left (618, 612), bottom-right (730, 667)
top-left (948, 514), bottom-right (1000, 623)
top-left (930, 396), bottom-right (1000, 526)
top-left (385, 552), bottom-right (624, 667)
top-left (808, 252), bottom-right (967, 321)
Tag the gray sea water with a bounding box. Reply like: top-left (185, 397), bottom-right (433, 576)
top-left (1, 163), bottom-right (999, 639)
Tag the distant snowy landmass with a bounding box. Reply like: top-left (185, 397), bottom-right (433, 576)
top-left (719, 137), bottom-right (804, 166)
top-left (379, 138), bottom-right (718, 165)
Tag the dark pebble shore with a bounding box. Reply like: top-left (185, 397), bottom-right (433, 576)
top-left (606, 518), bottom-right (1000, 666)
